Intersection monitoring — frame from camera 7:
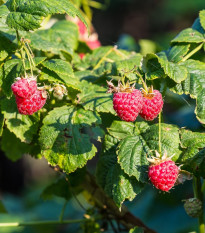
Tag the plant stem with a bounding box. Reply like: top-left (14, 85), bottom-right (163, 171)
top-left (16, 30), bottom-right (27, 77)
top-left (135, 70), bottom-right (148, 92)
top-left (181, 43), bottom-right (204, 62)
top-left (59, 200), bottom-right (68, 222)
top-left (0, 219), bottom-right (86, 227)
top-left (158, 111), bottom-right (162, 157)
top-left (193, 177), bottom-right (204, 233)
top-left (93, 47), bottom-right (114, 70)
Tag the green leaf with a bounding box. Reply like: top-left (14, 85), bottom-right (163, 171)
top-left (143, 123), bottom-right (181, 161)
top-left (1, 129), bottom-right (30, 161)
top-left (129, 227), bottom-right (144, 233)
top-left (196, 89), bottom-right (205, 124)
top-left (141, 53), bottom-right (164, 80)
top-left (77, 81), bottom-right (115, 114)
top-left (29, 20), bottom-right (78, 56)
top-left (0, 32), bottom-right (17, 61)
top-left (158, 52), bottom-right (188, 83)
top-left (24, 57), bottom-right (46, 69)
top-left (167, 44), bottom-right (190, 63)
top-left (104, 163), bottom-right (143, 208)
top-left (42, 59), bottom-right (73, 77)
top-left (0, 111), bottom-right (4, 136)
top-left (1, 96), bottom-right (39, 143)
top-left (6, 12), bottom-right (42, 31)
top-left (39, 106), bottom-right (102, 174)
top-left (96, 150), bottom-right (143, 207)
top-left (171, 28), bottom-right (205, 43)
top-left (192, 17), bottom-right (205, 34)
top-left (114, 54), bottom-right (143, 81)
top-left (117, 136), bottom-right (149, 182)
top-left (1, 59), bottom-right (21, 97)
top-left (5, 0), bottom-right (87, 31)
top-left (199, 10), bottom-right (205, 31)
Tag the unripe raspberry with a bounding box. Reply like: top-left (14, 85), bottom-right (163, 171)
top-left (107, 80), bottom-right (143, 122)
top-left (11, 77), bottom-right (37, 98)
top-left (16, 90), bottom-right (47, 115)
top-left (148, 151), bottom-right (179, 192)
top-left (184, 198), bottom-right (203, 218)
top-left (140, 87), bottom-right (163, 121)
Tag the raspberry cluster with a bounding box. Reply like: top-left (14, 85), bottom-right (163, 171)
top-left (108, 81), bottom-right (163, 122)
top-left (11, 77), bottom-right (47, 115)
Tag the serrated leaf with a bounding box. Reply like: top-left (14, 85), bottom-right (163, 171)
top-left (158, 52), bottom-right (188, 83)
top-left (96, 150), bottom-right (143, 207)
top-left (167, 44), bottom-right (190, 63)
top-left (1, 97), bottom-right (39, 143)
top-left (1, 129), bottom-right (30, 161)
top-left (143, 123), bottom-right (182, 161)
top-left (6, 12), bottom-right (42, 31)
top-left (42, 59), bottom-right (73, 76)
top-left (171, 28), bottom-right (205, 43)
top-left (114, 54), bottom-right (143, 81)
top-left (29, 20), bottom-right (78, 56)
top-left (192, 17), bottom-right (205, 34)
top-left (0, 32), bottom-right (17, 61)
top-left (196, 89), bottom-right (205, 124)
top-left (39, 106), bottom-right (102, 173)
top-left (5, 0), bottom-right (87, 31)
top-left (77, 81), bottom-right (115, 114)
top-left (104, 163), bottom-right (143, 208)
top-left (24, 57), bottom-right (46, 69)
top-left (117, 136), bottom-right (149, 182)
top-left (141, 53), bottom-right (164, 80)
top-left (1, 59), bottom-right (21, 97)
top-left (199, 10), bottom-right (205, 31)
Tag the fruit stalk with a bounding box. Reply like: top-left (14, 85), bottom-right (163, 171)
top-left (15, 30), bottom-right (27, 77)
top-left (158, 112), bottom-right (162, 157)
top-left (181, 42), bottom-right (204, 62)
top-left (193, 176), bottom-right (205, 233)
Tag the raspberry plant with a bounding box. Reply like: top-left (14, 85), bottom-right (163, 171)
top-left (0, 0), bottom-right (205, 232)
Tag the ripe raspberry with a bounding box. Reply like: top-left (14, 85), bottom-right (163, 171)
top-left (107, 80), bottom-right (143, 122)
top-left (140, 87), bottom-right (163, 121)
top-left (86, 39), bottom-right (101, 50)
top-left (15, 90), bottom-right (47, 115)
top-left (11, 77), bottom-right (37, 98)
top-left (148, 151), bottom-right (179, 192)
top-left (184, 198), bottom-right (203, 218)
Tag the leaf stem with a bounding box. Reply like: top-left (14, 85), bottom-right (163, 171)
top-left (193, 176), bottom-right (204, 233)
top-left (181, 43), bottom-right (204, 62)
top-left (16, 30), bottom-right (26, 77)
top-left (158, 112), bottom-right (162, 157)
top-left (135, 70), bottom-right (148, 92)
top-left (93, 47), bottom-right (114, 70)
top-left (0, 219), bottom-right (86, 227)
top-left (59, 200), bottom-right (68, 222)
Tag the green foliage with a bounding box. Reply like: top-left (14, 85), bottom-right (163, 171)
top-left (0, 3), bottom-right (205, 230)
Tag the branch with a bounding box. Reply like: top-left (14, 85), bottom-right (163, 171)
top-left (82, 171), bottom-right (157, 233)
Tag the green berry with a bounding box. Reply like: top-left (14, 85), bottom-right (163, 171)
top-left (183, 198), bottom-right (202, 218)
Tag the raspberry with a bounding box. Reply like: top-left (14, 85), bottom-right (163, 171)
top-left (86, 39), bottom-right (101, 50)
top-left (140, 87), bottom-right (163, 121)
top-left (107, 80), bottom-right (143, 122)
top-left (184, 198), bottom-right (203, 218)
top-left (11, 77), bottom-right (37, 98)
top-left (148, 151), bottom-right (179, 192)
top-left (15, 90), bottom-right (47, 115)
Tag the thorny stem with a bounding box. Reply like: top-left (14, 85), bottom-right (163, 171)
top-left (181, 43), bottom-right (204, 62)
top-left (158, 112), bottom-right (162, 157)
top-left (193, 177), bottom-right (204, 233)
top-left (16, 30), bottom-right (26, 77)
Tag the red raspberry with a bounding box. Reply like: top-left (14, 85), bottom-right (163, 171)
top-left (86, 39), bottom-right (101, 50)
top-left (140, 87), bottom-right (163, 121)
top-left (15, 90), bottom-right (47, 115)
top-left (107, 80), bottom-right (143, 122)
top-left (113, 90), bottom-right (143, 122)
top-left (148, 152), bottom-right (179, 192)
top-left (11, 77), bottom-right (37, 98)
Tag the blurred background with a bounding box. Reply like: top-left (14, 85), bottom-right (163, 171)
top-left (0, 0), bottom-right (205, 232)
